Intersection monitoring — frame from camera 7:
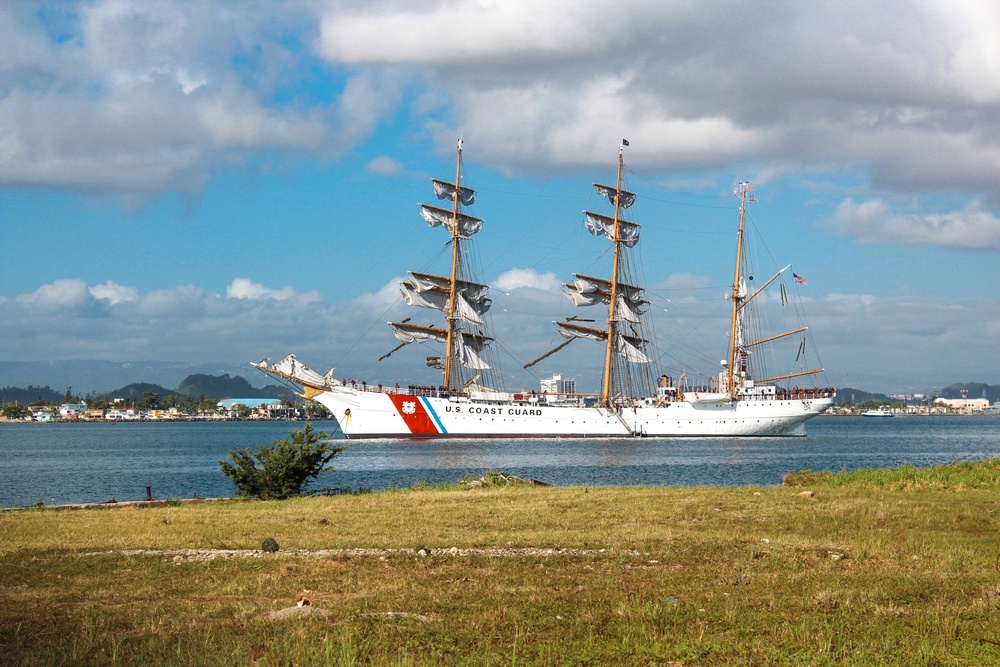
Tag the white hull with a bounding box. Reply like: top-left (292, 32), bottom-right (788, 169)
top-left (311, 386), bottom-right (834, 439)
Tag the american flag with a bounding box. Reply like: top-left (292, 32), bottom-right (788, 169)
top-left (793, 273), bottom-right (807, 286)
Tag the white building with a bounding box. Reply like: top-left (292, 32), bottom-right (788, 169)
top-left (935, 397), bottom-right (990, 412)
top-left (540, 374), bottom-right (577, 404)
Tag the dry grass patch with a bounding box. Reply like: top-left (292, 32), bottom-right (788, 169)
top-left (3, 463), bottom-right (1000, 664)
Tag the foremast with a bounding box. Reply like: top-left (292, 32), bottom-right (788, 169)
top-left (386, 139), bottom-right (494, 393)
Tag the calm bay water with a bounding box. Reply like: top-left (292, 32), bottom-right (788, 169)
top-left (1, 416), bottom-right (998, 508)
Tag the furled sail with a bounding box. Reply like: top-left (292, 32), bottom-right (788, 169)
top-left (420, 204), bottom-right (483, 237)
top-left (432, 179), bottom-right (476, 206)
top-left (554, 321), bottom-right (651, 363)
top-left (563, 274), bottom-right (648, 322)
top-left (555, 320), bottom-right (607, 342)
top-left (594, 183), bottom-right (635, 208)
top-left (389, 322), bottom-right (492, 370)
top-left (399, 271), bottom-right (492, 325)
top-left (390, 322), bottom-right (447, 345)
top-left (263, 353), bottom-right (332, 387)
top-left (584, 212), bottom-right (640, 247)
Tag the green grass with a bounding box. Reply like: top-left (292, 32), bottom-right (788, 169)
top-left (3, 460), bottom-right (1000, 665)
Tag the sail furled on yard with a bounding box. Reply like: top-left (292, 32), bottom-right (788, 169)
top-left (420, 204), bottom-right (483, 237)
top-left (256, 353), bottom-right (335, 388)
top-left (584, 212), bottom-right (640, 247)
top-left (554, 321), bottom-right (651, 364)
top-left (432, 179), bottom-right (477, 206)
top-left (390, 322), bottom-right (447, 345)
top-left (593, 183), bottom-right (635, 209)
top-left (563, 274), bottom-right (648, 323)
top-left (400, 271), bottom-right (492, 326)
top-left (390, 323), bottom-right (493, 370)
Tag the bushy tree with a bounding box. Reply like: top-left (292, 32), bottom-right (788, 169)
top-left (219, 422), bottom-right (347, 500)
top-left (2, 404), bottom-right (30, 420)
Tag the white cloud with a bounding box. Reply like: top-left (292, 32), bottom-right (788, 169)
top-left (227, 278), bottom-right (295, 301)
top-left (826, 199), bottom-right (1000, 250)
top-left (90, 281), bottom-right (139, 305)
top-left (493, 268), bottom-right (561, 293)
top-left (355, 277), bottom-right (406, 309)
top-left (0, 2), bottom-right (371, 196)
top-left (139, 285), bottom-right (206, 315)
top-left (16, 279), bottom-right (92, 309)
top-left (366, 155), bottom-right (403, 175)
top-left (1, 275), bottom-right (998, 393)
top-left (6, 0), bottom-right (1000, 208)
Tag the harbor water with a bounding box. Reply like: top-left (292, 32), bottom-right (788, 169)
top-left (1, 416), bottom-right (998, 508)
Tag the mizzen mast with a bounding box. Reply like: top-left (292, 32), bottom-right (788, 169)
top-left (726, 181), bottom-right (754, 395)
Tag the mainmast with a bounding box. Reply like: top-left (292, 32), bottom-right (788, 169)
top-left (543, 142), bottom-right (648, 401)
top-left (726, 181), bottom-right (755, 394)
top-left (442, 139), bottom-right (465, 390)
top-left (385, 139), bottom-right (489, 391)
top-left (600, 146), bottom-right (628, 406)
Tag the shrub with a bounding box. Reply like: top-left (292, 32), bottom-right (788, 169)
top-left (219, 422), bottom-right (347, 500)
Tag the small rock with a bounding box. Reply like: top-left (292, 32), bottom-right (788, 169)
top-left (415, 545), bottom-right (430, 556)
top-left (798, 490), bottom-right (815, 497)
top-left (261, 537), bottom-right (279, 553)
top-left (448, 547), bottom-right (459, 556)
top-left (829, 552), bottom-right (846, 561)
top-left (268, 606), bottom-right (330, 621)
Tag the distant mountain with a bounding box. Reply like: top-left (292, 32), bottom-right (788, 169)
top-left (940, 382), bottom-right (1000, 402)
top-left (175, 373), bottom-right (294, 399)
top-left (0, 385), bottom-right (64, 405)
top-left (101, 383), bottom-right (178, 401)
top-left (1, 373), bottom-right (295, 404)
top-left (0, 360), bottom-right (273, 394)
top-left (832, 387), bottom-right (890, 404)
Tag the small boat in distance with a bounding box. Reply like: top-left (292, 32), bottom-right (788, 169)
top-left (255, 140), bottom-right (835, 438)
top-left (862, 408), bottom-right (895, 418)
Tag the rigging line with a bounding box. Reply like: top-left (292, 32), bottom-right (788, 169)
top-left (474, 186), bottom-right (586, 202)
top-left (260, 216), bottom-right (430, 363)
top-left (625, 168), bottom-right (728, 200)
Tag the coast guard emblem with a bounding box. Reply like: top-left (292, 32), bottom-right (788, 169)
top-left (401, 401), bottom-right (417, 415)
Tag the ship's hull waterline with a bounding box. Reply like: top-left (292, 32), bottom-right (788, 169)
top-left (311, 386), bottom-right (835, 439)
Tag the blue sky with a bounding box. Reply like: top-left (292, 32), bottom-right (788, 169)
top-left (2, 0), bottom-right (999, 394)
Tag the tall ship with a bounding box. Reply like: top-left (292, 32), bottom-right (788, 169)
top-left (255, 140), bottom-right (834, 438)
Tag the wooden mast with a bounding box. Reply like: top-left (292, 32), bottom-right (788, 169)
top-left (442, 139), bottom-right (464, 391)
top-left (600, 146), bottom-right (627, 406)
top-left (726, 181), bottom-right (753, 395)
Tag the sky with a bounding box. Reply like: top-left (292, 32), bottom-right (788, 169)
top-left (1, 0), bottom-right (999, 395)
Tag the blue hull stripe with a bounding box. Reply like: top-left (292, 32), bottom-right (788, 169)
top-left (420, 397), bottom-right (447, 434)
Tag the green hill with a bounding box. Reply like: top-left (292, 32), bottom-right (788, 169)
top-left (832, 387), bottom-right (890, 404)
top-left (175, 373), bottom-right (293, 400)
top-left (0, 385), bottom-right (64, 405)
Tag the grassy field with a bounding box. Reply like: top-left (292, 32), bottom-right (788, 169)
top-left (2, 459), bottom-right (1000, 665)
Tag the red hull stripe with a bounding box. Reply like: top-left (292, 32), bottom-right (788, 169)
top-left (387, 394), bottom-right (441, 435)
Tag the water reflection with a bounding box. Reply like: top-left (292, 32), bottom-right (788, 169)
top-left (1, 417), bottom-right (998, 506)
